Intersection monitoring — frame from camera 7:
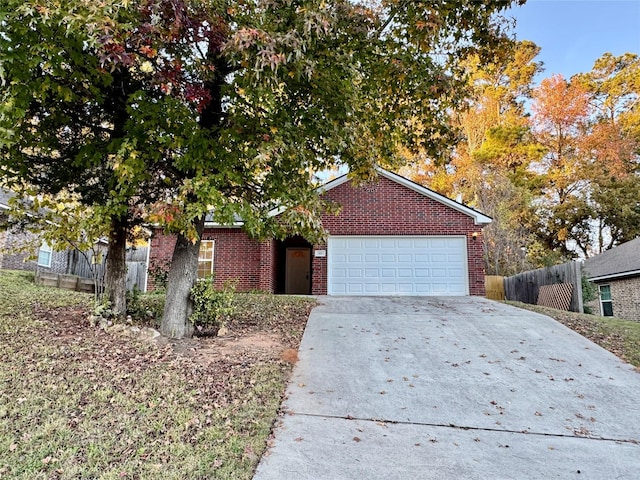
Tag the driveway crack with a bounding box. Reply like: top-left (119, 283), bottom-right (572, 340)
top-left (292, 412), bottom-right (640, 445)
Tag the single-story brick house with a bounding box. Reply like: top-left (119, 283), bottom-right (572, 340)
top-left (583, 237), bottom-right (640, 321)
top-left (147, 168), bottom-right (492, 296)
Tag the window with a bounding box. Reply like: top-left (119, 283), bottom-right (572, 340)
top-left (197, 240), bottom-right (215, 279)
top-left (599, 285), bottom-right (613, 317)
top-left (37, 243), bottom-right (52, 268)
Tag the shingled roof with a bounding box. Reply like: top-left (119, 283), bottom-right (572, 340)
top-left (583, 237), bottom-right (640, 281)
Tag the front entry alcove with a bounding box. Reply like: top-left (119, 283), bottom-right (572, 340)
top-left (275, 236), bottom-right (312, 294)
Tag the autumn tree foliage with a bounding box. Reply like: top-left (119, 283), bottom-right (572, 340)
top-left (402, 40), bottom-right (546, 275)
top-left (531, 56), bottom-right (640, 257)
top-left (0, 0), bottom-right (522, 337)
top-left (404, 46), bottom-right (639, 274)
top-left (530, 74), bottom-right (591, 256)
top-left (575, 53), bottom-right (640, 252)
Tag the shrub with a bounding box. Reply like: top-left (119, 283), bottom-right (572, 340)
top-left (126, 287), bottom-right (165, 327)
top-left (581, 272), bottom-right (598, 315)
top-left (189, 277), bottom-right (237, 334)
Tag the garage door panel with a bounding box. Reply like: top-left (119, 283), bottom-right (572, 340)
top-left (430, 238), bottom-right (446, 248)
top-left (431, 253), bottom-right (447, 263)
top-left (398, 268), bottom-right (413, 277)
top-left (332, 268), bottom-right (347, 278)
top-left (364, 284), bottom-right (380, 293)
top-left (381, 283), bottom-right (397, 293)
top-left (431, 268), bottom-right (447, 278)
top-left (333, 253), bottom-right (347, 263)
top-left (328, 236), bottom-right (468, 296)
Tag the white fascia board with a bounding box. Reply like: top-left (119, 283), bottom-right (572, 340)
top-left (223, 166), bottom-right (493, 226)
top-left (265, 175), bottom-right (349, 217)
top-left (319, 167), bottom-right (492, 226)
top-left (588, 270), bottom-right (640, 282)
top-left (203, 222), bottom-right (243, 228)
top-left (315, 174), bottom-right (352, 194)
top-left (376, 168), bottom-right (492, 225)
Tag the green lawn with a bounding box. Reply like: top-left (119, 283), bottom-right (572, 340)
top-left (0, 270), bottom-right (314, 479)
top-left (510, 301), bottom-right (640, 368)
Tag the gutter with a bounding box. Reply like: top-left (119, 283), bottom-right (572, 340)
top-left (588, 270), bottom-right (640, 282)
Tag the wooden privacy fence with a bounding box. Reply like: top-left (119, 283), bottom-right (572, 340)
top-left (485, 275), bottom-right (505, 301)
top-left (504, 261), bottom-right (583, 313)
top-left (125, 261), bottom-right (147, 291)
top-left (41, 246), bottom-right (148, 293)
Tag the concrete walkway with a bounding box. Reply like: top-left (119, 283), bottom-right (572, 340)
top-left (253, 297), bottom-right (640, 480)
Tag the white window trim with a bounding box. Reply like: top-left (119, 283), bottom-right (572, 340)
top-left (599, 284), bottom-right (613, 317)
top-left (198, 240), bottom-right (215, 279)
top-left (38, 243), bottom-right (52, 268)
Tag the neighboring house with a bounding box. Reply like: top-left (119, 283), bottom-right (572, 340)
top-left (1, 187), bottom-right (102, 277)
top-left (148, 168), bottom-right (492, 296)
top-left (583, 237), bottom-right (640, 321)
top-left (0, 188), bottom-right (70, 273)
top-left (1, 188), bottom-right (148, 291)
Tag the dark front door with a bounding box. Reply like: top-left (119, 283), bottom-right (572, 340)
top-left (285, 248), bottom-right (311, 294)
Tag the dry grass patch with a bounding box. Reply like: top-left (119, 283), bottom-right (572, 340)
top-left (510, 301), bottom-right (640, 368)
top-left (0, 270), bottom-right (314, 479)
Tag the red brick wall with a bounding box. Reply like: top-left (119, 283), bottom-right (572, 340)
top-left (149, 175), bottom-right (487, 296)
top-left (258, 240), bottom-right (277, 292)
top-left (148, 228), bottom-right (265, 292)
top-left (311, 176), bottom-right (486, 295)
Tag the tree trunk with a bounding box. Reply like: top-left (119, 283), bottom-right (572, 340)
top-left (105, 218), bottom-right (127, 318)
top-left (160, 216), bottom-right (205, 339)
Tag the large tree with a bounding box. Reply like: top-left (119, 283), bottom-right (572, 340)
top-left (530, 55), bottom-right (640, 257)
top-left (575, 53), bottom-right (640, 253)
top-left (1, 0), bottom-right (524, 337)
top-left (530, 74), bottom-right (591, 256)
top-left (401, 40), bottom-right (547, 274)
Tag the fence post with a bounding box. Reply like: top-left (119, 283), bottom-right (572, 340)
top-left (575, 261), bottom-right (584, 314)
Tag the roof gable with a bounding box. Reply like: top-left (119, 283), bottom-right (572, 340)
top-left (320, 167), bottom-right (492, 226)
top-left (583, 237), bottom-right (640, 281)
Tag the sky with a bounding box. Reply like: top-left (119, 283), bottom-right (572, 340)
top-left (506, 0), bottom-right (640, 83)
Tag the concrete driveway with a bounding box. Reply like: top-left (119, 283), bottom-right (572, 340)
top-left (253, 296), bottom-right (640, 480)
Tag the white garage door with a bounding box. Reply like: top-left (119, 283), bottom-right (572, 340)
top-left (327, 236), bottom-right (468, 296)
